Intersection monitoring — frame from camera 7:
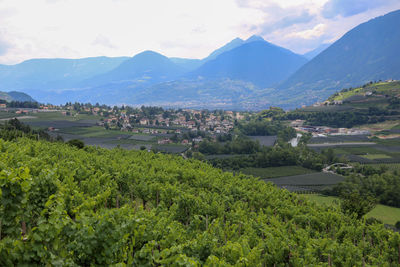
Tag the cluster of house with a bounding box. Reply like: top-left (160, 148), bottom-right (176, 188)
top-left (0, 107), bottom-right (59, 114)
top-left (157, 136), bottom-right (204, 145)
top-left (97, 109), bottom-right (240, 135)
top-left (291, 120), bottom-right (370, 136)
top-left (312, 100), bottom-right (343, 107)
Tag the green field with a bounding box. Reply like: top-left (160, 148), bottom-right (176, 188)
top-left (59, 126), bottom-right (133, 138)
top-left (0, 111), bottom-right (23, 119)
top-left (240, 166), bottom-right (316, 179)
top-left (330, 81), bottom-right (400, 102)
top-left (365, 163), bottom-right (400, 172)
top-left (332, 146), bottom-right (383, 155)
top-left (375, 138), bottom-right (400, 146)
top-left (305, 195), bottom-right (400, 225)
top-left (361, 154), bottom-right (392, 160)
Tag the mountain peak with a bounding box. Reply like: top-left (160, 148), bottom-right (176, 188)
top-left (132, 50), bottom-right (166, 59)
top-left (245, 35), bottom-right (265, 43)
top-left (203, 38), bottom-right (245, 62)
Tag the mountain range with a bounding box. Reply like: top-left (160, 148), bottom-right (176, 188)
top-left (0, 9), bottom-right (399, 110)
top-left (275, 9), bottom-right (400, 108)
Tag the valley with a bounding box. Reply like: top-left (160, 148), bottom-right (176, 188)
top-left (1, 3), bottom-right (400, 265)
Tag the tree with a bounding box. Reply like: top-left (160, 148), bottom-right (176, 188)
top-left (66, 139), bottom-right (85, 149)
top-left (340, 191), bottom-right (377, 219)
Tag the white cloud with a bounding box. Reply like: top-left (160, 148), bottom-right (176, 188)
top-left (0, 0), bottom-right (399, 64)
top-left (286, 24), bottom-right (327, 39)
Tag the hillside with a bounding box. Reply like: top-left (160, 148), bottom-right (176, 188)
top-left (1, 136), bottom-right (400, 265)
top-left (303, 43), bottom-right (331, 60)
top-left (202, 37), bottom-right (245, 62)
top-left (82, 51), bottom-right (185, 87)
top-left (277, 9), bottom-right (400, 107)
top-left (188, 40), bottom-right (308, 88)
top-left (0, 56), bottom-right (128, 92)
top-left (282, 81), bottom-right (400, 129)
top-left (0, 91), bottom-right (35, 102)
top-left (131, 78), bottom-right (260, 109)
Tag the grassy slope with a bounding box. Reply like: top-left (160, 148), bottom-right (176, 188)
top-left (305, 195), bottom-right (400, 225)
top-left (330, 81), bottom-right (400, 102)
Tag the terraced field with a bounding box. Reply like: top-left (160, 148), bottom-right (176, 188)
top-left (264, 172), bottom-right (345, 193)
top-left (240, 166), bottom-right (316, 179)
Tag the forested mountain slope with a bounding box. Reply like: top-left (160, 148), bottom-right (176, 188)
top-left (0, 56), bottom-right (129, 92)
top-left (1, 137), bottom-right (399, 265)
top-left (277, 9), bottom-right (400, 107)
top-left (188, 40), bottom-right (307, 88)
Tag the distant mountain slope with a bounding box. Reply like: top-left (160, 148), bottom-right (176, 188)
top-left (202, 37), bottom-right (245, 62)
top-left (187, 39), bottom-right (308, 88)
top-left (82, 51), bottom-right (185, 87)
top-left (278, 9), bottom-right (400, 106)
top-left (0, 91), bottom-right (36, 102)
top-left (0, 57), bottom-right (128, 91)
top-left (169, 58), bottom-right (202, 72)
top-left (169, 35), bottom-right (269, 72)
top-left (303, 43), bottom-right (331, 60)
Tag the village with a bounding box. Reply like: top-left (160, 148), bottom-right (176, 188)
top-left (290, 119), bottom-right (370, 137)
top-left (0, 102), bottom-right (245, 146)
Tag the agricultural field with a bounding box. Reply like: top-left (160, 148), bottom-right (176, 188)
top-left (0, 110), bottom-right (194, 154)
top-left (364, 163), bottom-right (400, 172)
top-left (154, 144), bottom-right (188, 154)
top-left (360, 120), bottom-right (400, 133)
top-left (309, 135), bottom-right (371, 144)
top-left (330, 81), bottom-right (400, 101)
top-left (307, 134), bottom-right (400, 164)
top-left (205, 154), bottom-right (247, 160)
top-left (263, 172), bottom-right (345, 193)
top-left (361, 154), bottom-right (392, 160)
top-left (240, 166), bottom-right (316, 179)
top-left (305, 195), bottom-right (400, 225)
top-left (128, 134), bottom-right (156, 141)
top-left (247, 135), bottom-right (277, 147)
top-left (300, 105), bottom-right (353, 113)
top-left (0, 110), bottom-right (23, 119)
top-left (331, 146), bottom-right (385, 155)
top-left (58, 126), bottom-right (133, 138)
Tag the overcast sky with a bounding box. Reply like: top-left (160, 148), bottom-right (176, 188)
top-left (0, 0), bottom-right (399, 64)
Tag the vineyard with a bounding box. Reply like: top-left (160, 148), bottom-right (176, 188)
top-left (1, 138), bottom-right (400, 265)
top-left (265, 172), bottom-right (345, 193)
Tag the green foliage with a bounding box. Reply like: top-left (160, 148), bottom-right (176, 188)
top-left (282, 111), bottom-right (386, 128)
top-left (238, 120), bottom-right (295, 140)
top-left (333, 172), bottom-right (400, 207)
top-left (66, 139), bottom-right (85, 149)
top-left (209, 143), bottom-right (326, 171)
top-left (239, 166), bottom-right (316, 179)
top-left (0, 138), bottom-right (399, 265)
top-left (258, 107), bottom-right (285, 118)
top-left (0, 118), bottom-right (52, 142)
top-left (198, 137), bottom-right (260, 155)
top-left (340, 191), bottom-right (377, 219)
top-left (396, 221), bottom-right (400, 229)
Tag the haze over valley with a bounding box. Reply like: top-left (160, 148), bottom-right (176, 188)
top-left (1, 10), bottom-right (400, 109)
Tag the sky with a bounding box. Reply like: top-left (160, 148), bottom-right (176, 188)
top-left (0, 0), bottom-right (399, 64)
